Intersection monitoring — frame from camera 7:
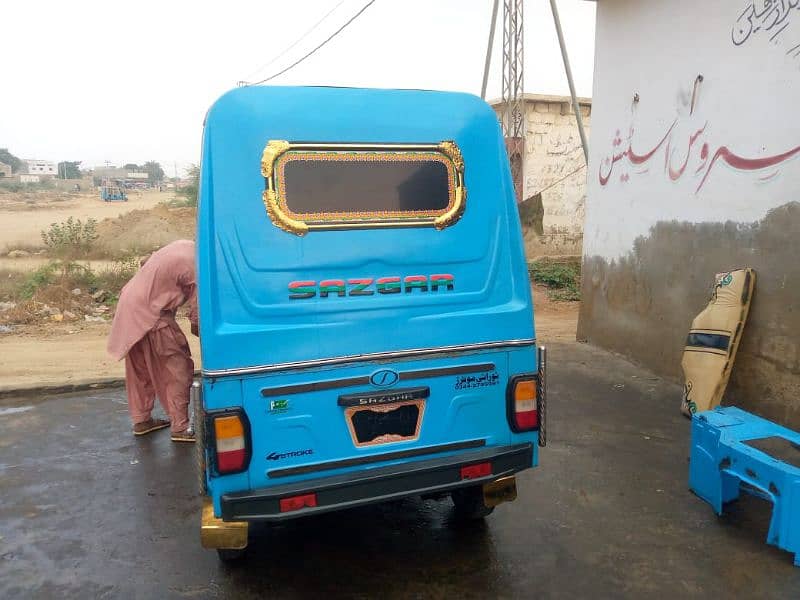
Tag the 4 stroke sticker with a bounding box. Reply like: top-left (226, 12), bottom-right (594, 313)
top-left (455, 371), bottom-right (500, 390)
top-left (266, 449), bottom-right (313, 461)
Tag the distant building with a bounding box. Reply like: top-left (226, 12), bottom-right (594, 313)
top-left (25, 159), bottom-right (57, 177)
top-left (92, 166), bottom-right (127, 180)
top-left (20, 174), bottom-right (40, 183)
top-left (490, 94), bottom-right (592, 258)
top-left (92, 166), bottom-right (151, 187)
top-left (0, 161), bottom-right (11, 177)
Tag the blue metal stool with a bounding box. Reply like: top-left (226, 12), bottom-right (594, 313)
top-left (690, 406), bottom-right (800, 566)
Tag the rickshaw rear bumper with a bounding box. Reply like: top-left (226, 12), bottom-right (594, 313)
top-left (219, 442), bottom-right (533, 523)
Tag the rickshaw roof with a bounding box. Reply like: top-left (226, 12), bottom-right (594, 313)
top-left (204, 85), bottom-right (501, 147)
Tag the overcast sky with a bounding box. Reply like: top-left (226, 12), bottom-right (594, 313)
top-left (0, 0), bottom-right (595, 174)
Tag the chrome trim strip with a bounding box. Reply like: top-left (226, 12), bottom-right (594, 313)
top-left (203, 339), bottom-right (536, 379)
top-left (259, 362), bottom-right (496, 398)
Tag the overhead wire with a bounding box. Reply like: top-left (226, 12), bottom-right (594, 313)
top-left (240, 0), bottom-right (348, 84)
top-left (528, 164), bottom-right (586, 199)
top-left (247, 0), bottom-right (378, 86)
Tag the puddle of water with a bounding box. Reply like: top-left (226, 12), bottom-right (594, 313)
top-left (0, 406), bottom-right (34, 416)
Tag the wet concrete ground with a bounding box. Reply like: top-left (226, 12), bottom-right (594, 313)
top-left (2, 341), bottom-right (800, 599)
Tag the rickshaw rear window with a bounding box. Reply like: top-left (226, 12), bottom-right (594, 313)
top-left (283, 158), bottom-right (450, 215)
top-left (261, 141), bottom-right (466, 234)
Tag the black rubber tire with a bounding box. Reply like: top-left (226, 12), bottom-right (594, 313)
top-left (217, 548), bottom-right (247, 563)
top-left (451, 486), bottom-right (494, 520)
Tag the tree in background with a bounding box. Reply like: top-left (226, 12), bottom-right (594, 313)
top-left (57, 161), bottom-right (82, 179)
top-left (123, 163), bottom-right (139, 170)
top-left (178, 164), bottom-right (200, 207)
top-left (143, 160), bottom-right (164, 185)
top-left (0, 148), bottom-right (24, 173)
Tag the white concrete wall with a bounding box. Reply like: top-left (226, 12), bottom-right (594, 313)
top-left (492, 96), bottom-right (591, 257)
top-left (524, 99), bottom-right (590, 239)
top-left (580, 0), bottom-right (800, 425)
top-left (584, 0), bottom-right (800, 261)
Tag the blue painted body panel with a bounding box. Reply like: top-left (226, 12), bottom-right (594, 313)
top-left (197, 86), bottom-right (538, 516)
top-left (690, 407), bottom-right (800, 566)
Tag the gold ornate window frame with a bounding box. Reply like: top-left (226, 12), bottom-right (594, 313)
top-left (260, 140), bottom-right (466, 236)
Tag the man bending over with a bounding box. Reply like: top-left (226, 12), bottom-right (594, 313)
top-left (107, 239), bottom-right (198, 442)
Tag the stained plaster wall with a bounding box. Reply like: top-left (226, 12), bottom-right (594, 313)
top-left (579, 0), bottom-right (800, 425)
top-left (492, 95), bottom-right (591, 259)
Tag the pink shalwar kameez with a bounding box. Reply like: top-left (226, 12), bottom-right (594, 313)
top-left (107, 240), bottom-right (198, 433)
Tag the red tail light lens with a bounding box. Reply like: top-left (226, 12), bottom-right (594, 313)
top-left (279, 493), bottom-right (318, 513)
top-left (213, 414), bottom-right (250, 474)
top-left (508, 376), bottom-right (539, 432)
top-left (461, 462), bottom-right (492, 480)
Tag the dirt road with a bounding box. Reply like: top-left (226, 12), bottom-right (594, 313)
top-left (0, 318), bottom-right (200, 391)
top-left (0, 189), bottom-right (172, 249)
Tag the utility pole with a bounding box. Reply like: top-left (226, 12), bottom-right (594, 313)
top-left (502, 0), bottom-right (524, 202)
top-left (549, 0), bottom-right (589, 165)
top-left (481, 0), bottom-right (500, 100)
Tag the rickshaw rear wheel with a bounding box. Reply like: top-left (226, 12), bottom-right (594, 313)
top-left (451, 486), bottom-right (494, 520)
top-left (217, 548), bottom-right (247, 563)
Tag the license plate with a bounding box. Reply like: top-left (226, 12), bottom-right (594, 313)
top-left (483, 476), bottom-right (518, 507)
top-left (345, 399), bottom-right (426, 447)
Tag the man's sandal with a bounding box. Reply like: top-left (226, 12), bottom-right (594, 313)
top-left (133, 418), bottom-right (170, 436)
top-left (170, 429), bottom-right (195, 443)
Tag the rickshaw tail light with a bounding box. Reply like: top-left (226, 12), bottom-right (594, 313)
top-left (213, 414), bottom-right (248, 474)
top-left (509, 377), bottom-right (539, 432)
top-left (217, 448), bottom-right (246, 472)
top-left (280, 493), bottom-right (317, 513)
top-left (461, 462), bottom-right (492, 480)
top-left (214, 415), bottom-right (244, 439)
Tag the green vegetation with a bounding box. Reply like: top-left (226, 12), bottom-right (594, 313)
top-left (18, 263), bottom-right (58, 299)
top-left (96, 255), bottom-right (139, 296)
top-left (0, 148), bottom-right (24, 173)
top-left (177, 164), bottom-right (200, 207)
top-left (41, 217), bottom-right (99, 262)
top-left (16, 262), bottom-right (103, 301)
top-left (123, 160), bottom-right (165, 184)
top-left (0, 255), bottom-right (142, 325)
top-left (529, 258), bottom-right (582, 302)
top-left (143, 161), bottom-right (165, 185)
top-left (57, 161), bottom-right (82, 179)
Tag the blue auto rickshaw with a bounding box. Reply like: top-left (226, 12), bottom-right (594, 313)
top-left (195, 86), bottom-right (546, 561)
top-left (100, 183), bottom-right (127, 202)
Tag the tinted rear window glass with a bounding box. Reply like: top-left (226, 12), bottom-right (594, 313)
top-left (281, 157), bottom-right (451, 215)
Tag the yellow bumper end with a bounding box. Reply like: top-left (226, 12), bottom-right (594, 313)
top-left (201, 497), bottom-right (248, 550)
top-left (483, 475), bottom-right (518, 508)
